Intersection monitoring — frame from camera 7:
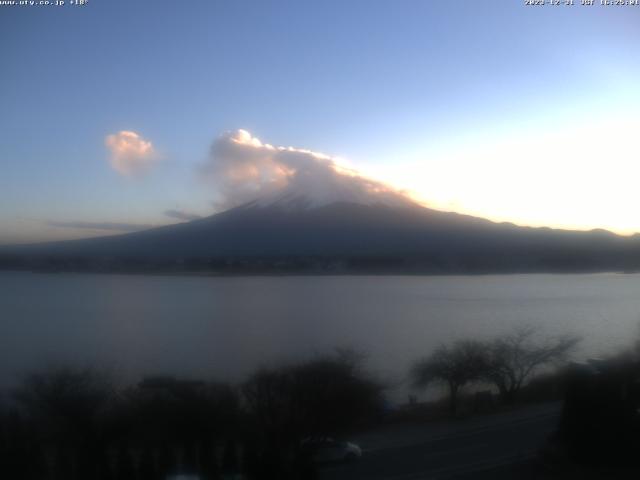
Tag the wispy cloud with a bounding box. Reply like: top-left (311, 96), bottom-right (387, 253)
top-left (164, 209), bottom-right (203, 221)
top-left (105, 130), bottom-right (158, 177)
top-left (46, 220), bottom-right (153, 232)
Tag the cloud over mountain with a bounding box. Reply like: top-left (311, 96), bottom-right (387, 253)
top-left (105, 130), bottom-right (158, 177)
top-left (200, 129), bottom-right (412, 210)
top-left (164, 209), bottom-right (203, 221)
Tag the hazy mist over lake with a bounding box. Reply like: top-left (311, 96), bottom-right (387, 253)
top-left (2, 271), bottom-right (639, 396)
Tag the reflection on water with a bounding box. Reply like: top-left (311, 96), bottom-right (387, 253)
top-left (1, 271), bottom-right (639, 394)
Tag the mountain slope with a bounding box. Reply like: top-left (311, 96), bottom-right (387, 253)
top-left (3, 199), bottom-right (640, 273)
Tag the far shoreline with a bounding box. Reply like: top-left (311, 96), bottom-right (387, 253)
top-left (0, 267), bottom-right (635, 279)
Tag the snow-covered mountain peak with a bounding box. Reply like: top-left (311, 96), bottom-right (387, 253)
top-left (246, 181), bottom-right (418, 211)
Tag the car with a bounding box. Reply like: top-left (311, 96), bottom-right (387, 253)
top-left (301, 437), bottom-right (362, 463)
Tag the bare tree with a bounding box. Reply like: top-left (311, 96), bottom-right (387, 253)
top-left (411, 340), bottom-right (487, 416)
top-left (13, 367), bottom-right (116, 478)
top-left (14, 367), bottom-right (115, 442)
top-left (483, 326), bottom-right (580, 404)
top-left (243, 351), bottom-right (385, 440)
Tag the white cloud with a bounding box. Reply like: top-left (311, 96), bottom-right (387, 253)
top-left (200, 129), bottom-right (413, 210)
top-left (105, 130), bottom-right (158, 177)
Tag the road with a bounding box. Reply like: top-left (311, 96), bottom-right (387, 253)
top-left (319, 402), bottom-right (561, 480)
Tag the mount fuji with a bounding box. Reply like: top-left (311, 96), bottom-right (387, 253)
top-left (3, 186), bottom-right (640, 274)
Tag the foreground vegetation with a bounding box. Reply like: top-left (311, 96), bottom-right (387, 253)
top-left (0, 328), bottom-right (584, 479)
top-left (0, 350), bottom-right (384, 480)
top-left (411, 326), bottom-right (581, 416)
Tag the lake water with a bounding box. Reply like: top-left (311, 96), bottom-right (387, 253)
top-left (1, 271), bottom-right (640, 398)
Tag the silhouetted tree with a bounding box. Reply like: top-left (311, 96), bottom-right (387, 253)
top-left (13, 366), bottom-right (115, 478)
top-left (199, 439), bottom-right (219, 480)
top-left (242, 351), bottom-right (385, 475)
top-left (243, 351), bottom-right (384, 441)
top-left (221, 439), bottom-right (239, 475)
top-left (52, 447), bottom-right (74, 480)
top-left (138, 447), bottom-right (158, 480)
top-left (115, 445), bottom-right (136, 480)
top-left (158, 443), bottom-right (178, 478)
top-left (0, 409), bottom-right (46, 480)
top-left (483, 326), bottom-right (580, 404)
top-left (411, 340), bottom-right (487, 416)
top-left (122, 377), bottom-right (239, 449)
top-left (95, 447), bottom-right (114, 480)
top-left (242, 440), bottom-right (261, 480)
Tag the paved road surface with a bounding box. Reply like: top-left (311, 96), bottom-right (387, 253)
top-left (319, 402), bottom-right (561, 480)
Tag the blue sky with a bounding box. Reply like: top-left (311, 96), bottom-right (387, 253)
top-left (2, 0), bottom-right (640, 243)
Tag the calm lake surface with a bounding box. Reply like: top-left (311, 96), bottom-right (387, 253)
top-left (2, 271), bottom-right (640, 397)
